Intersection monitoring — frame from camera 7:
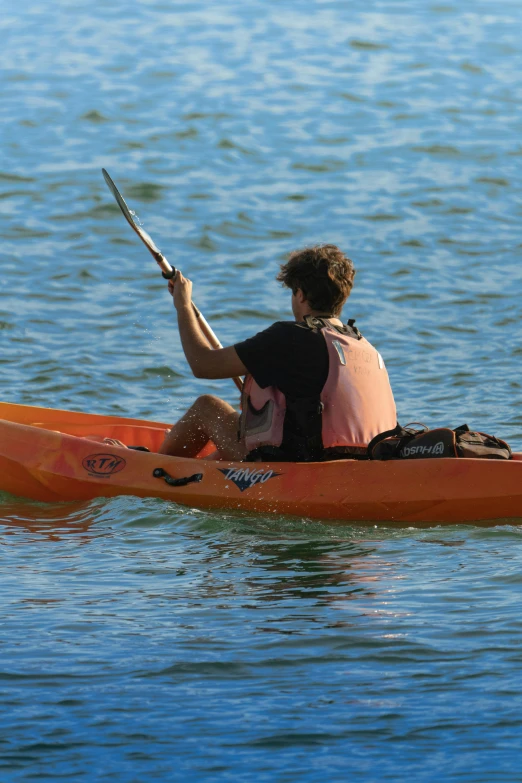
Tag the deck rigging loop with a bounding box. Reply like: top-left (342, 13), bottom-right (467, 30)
top-left (153, 467), bottom-right (203, 487)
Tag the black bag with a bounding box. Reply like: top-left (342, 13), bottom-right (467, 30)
top-left (368, 423), bottom-right (512, 461)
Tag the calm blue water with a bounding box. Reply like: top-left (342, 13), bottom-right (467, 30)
top-left (1, 0), bottom-right (522, 780)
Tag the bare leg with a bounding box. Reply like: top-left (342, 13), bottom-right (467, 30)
top-left (158, 394), bottom-right (246, 461)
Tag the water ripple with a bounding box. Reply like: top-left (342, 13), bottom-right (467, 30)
top-left (1, 0), bottom-right (522, 779)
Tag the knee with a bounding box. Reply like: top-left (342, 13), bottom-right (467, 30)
top-left (192, 394), bottom-right (223, 413)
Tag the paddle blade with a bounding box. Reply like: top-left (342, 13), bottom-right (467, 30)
top-left (101, 168), bottom-right (163, 257)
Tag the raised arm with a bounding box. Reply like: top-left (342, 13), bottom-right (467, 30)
top-left (169, 272), bottom-right (248, 380)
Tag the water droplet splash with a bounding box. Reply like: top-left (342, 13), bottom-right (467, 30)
top-left (129, 209), bottom-right (143, 227)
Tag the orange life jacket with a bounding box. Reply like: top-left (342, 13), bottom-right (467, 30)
top-left (239, 317), bottom-right (397, 461)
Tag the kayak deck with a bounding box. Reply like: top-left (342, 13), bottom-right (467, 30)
top-left (0, 401), bottom-right (521, 525)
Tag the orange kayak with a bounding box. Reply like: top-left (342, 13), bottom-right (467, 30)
top-left (0, 400), bottom-right (521, 525)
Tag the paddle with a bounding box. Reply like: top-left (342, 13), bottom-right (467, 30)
top-left (102, 168), bottom-right (243, 392)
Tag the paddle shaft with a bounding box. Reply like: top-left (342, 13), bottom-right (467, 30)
top-left (101, 169), bottom-right (243, 393)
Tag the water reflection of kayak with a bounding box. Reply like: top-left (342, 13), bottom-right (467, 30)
top-left (1, 401), bottom-right (520, 526)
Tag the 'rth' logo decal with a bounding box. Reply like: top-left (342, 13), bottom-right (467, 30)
top-left (219, 467), bottom-right (280, 493)
top-left (82, 453), bottom-right (126, 478)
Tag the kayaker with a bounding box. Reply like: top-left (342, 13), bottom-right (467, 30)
top-left (159, 244), bottom-right (397, 461)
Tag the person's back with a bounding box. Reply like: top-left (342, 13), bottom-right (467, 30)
top-left (159, 244), bottom-right (397, 462)
top-left (235, 246), bottom-right (396, 460)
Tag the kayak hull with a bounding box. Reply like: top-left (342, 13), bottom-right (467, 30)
top-left (0, 401), bottom-right (521, 525)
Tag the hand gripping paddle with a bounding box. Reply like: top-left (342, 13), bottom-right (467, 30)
top-left (101, 168), bottom-right (244, 392)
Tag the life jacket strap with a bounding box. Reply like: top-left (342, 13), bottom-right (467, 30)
top-left (300, 314), bottom-right (362, 340)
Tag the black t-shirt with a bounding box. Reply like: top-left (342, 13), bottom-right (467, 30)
top-left (234, 321), bottom-right (329, 398)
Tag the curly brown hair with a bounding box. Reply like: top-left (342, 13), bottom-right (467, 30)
top-left (277, 245), bottom-right (355, 316)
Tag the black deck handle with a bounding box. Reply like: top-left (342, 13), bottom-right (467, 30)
top-left (153, 468), bottom-right (203, 487)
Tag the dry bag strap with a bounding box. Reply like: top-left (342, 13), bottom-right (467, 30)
top-left (367, 423), bottom-right (403, 459)
top-left (367, 422), bottom-right (429, 460)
